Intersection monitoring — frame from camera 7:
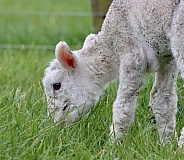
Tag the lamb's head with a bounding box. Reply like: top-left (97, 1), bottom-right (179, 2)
top-left (43, 38), bottom-right (101, 124)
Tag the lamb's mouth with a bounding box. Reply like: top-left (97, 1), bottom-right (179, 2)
top-left (62, 100), bottom-right (78, 114)
top-left (63, 100), bottom-right (69, 112)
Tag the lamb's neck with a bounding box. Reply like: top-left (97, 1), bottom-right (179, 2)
top-left (75, 33), bottom-right (119, 90)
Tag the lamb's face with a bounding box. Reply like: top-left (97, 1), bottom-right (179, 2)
top-left (43, 39), bottom-right (96, 124)
top-left (43, 66), bottom-right (76, 123)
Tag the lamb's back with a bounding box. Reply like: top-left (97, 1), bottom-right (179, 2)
top-left (102, 0), bottom-right (181, 53)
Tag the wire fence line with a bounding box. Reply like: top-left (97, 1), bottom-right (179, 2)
top-left (0, 10), bottom-right (105, 50)
top-left (0, 10), bottom-right (105, 17)
top-left (0, 44), bottom-right (55, 50)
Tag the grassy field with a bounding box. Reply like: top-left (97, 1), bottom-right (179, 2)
top-left (0, 0), bottom-right (184, 159)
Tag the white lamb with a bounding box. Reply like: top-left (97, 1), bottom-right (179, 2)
top-left (43, 0), bottom-right (184, 147)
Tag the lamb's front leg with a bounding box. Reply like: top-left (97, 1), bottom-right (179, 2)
top-left (110, 51), bottom-right (146, 141)
top-left (149, 60), bottom-right (178, 144)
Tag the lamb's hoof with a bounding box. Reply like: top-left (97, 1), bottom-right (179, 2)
top-left (178, 127), bottom-right (184, 149)
top-left (109, 125), bottom-right (124, 144)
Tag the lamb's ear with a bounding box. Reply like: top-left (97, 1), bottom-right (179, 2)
top-left (55, 41), bottom-right (77, 70)
top-left (82, 34), bottom-right (96, 49)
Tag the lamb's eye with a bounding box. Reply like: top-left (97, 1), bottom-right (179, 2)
top-left (53, 83), bottom-right (61, 90)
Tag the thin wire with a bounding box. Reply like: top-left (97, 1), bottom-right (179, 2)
top-left (0, 10), bottom-right (105, 17)
top-left (0, 44), bottom-right (55, 50)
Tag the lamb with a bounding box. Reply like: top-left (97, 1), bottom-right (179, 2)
top-left (43, 0), bottom-right (184, 147)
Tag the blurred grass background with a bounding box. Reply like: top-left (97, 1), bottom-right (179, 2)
top-left (0, 0), bottom-right (184, 159)
top-left (0, 0), bottom-right (93, 46)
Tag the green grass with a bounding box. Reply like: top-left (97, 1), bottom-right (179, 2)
top-left (0, 0), bottom-right (184, 159)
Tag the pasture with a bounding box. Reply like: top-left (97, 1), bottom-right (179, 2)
top-left (0, 0), bottom-right (184, 159)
